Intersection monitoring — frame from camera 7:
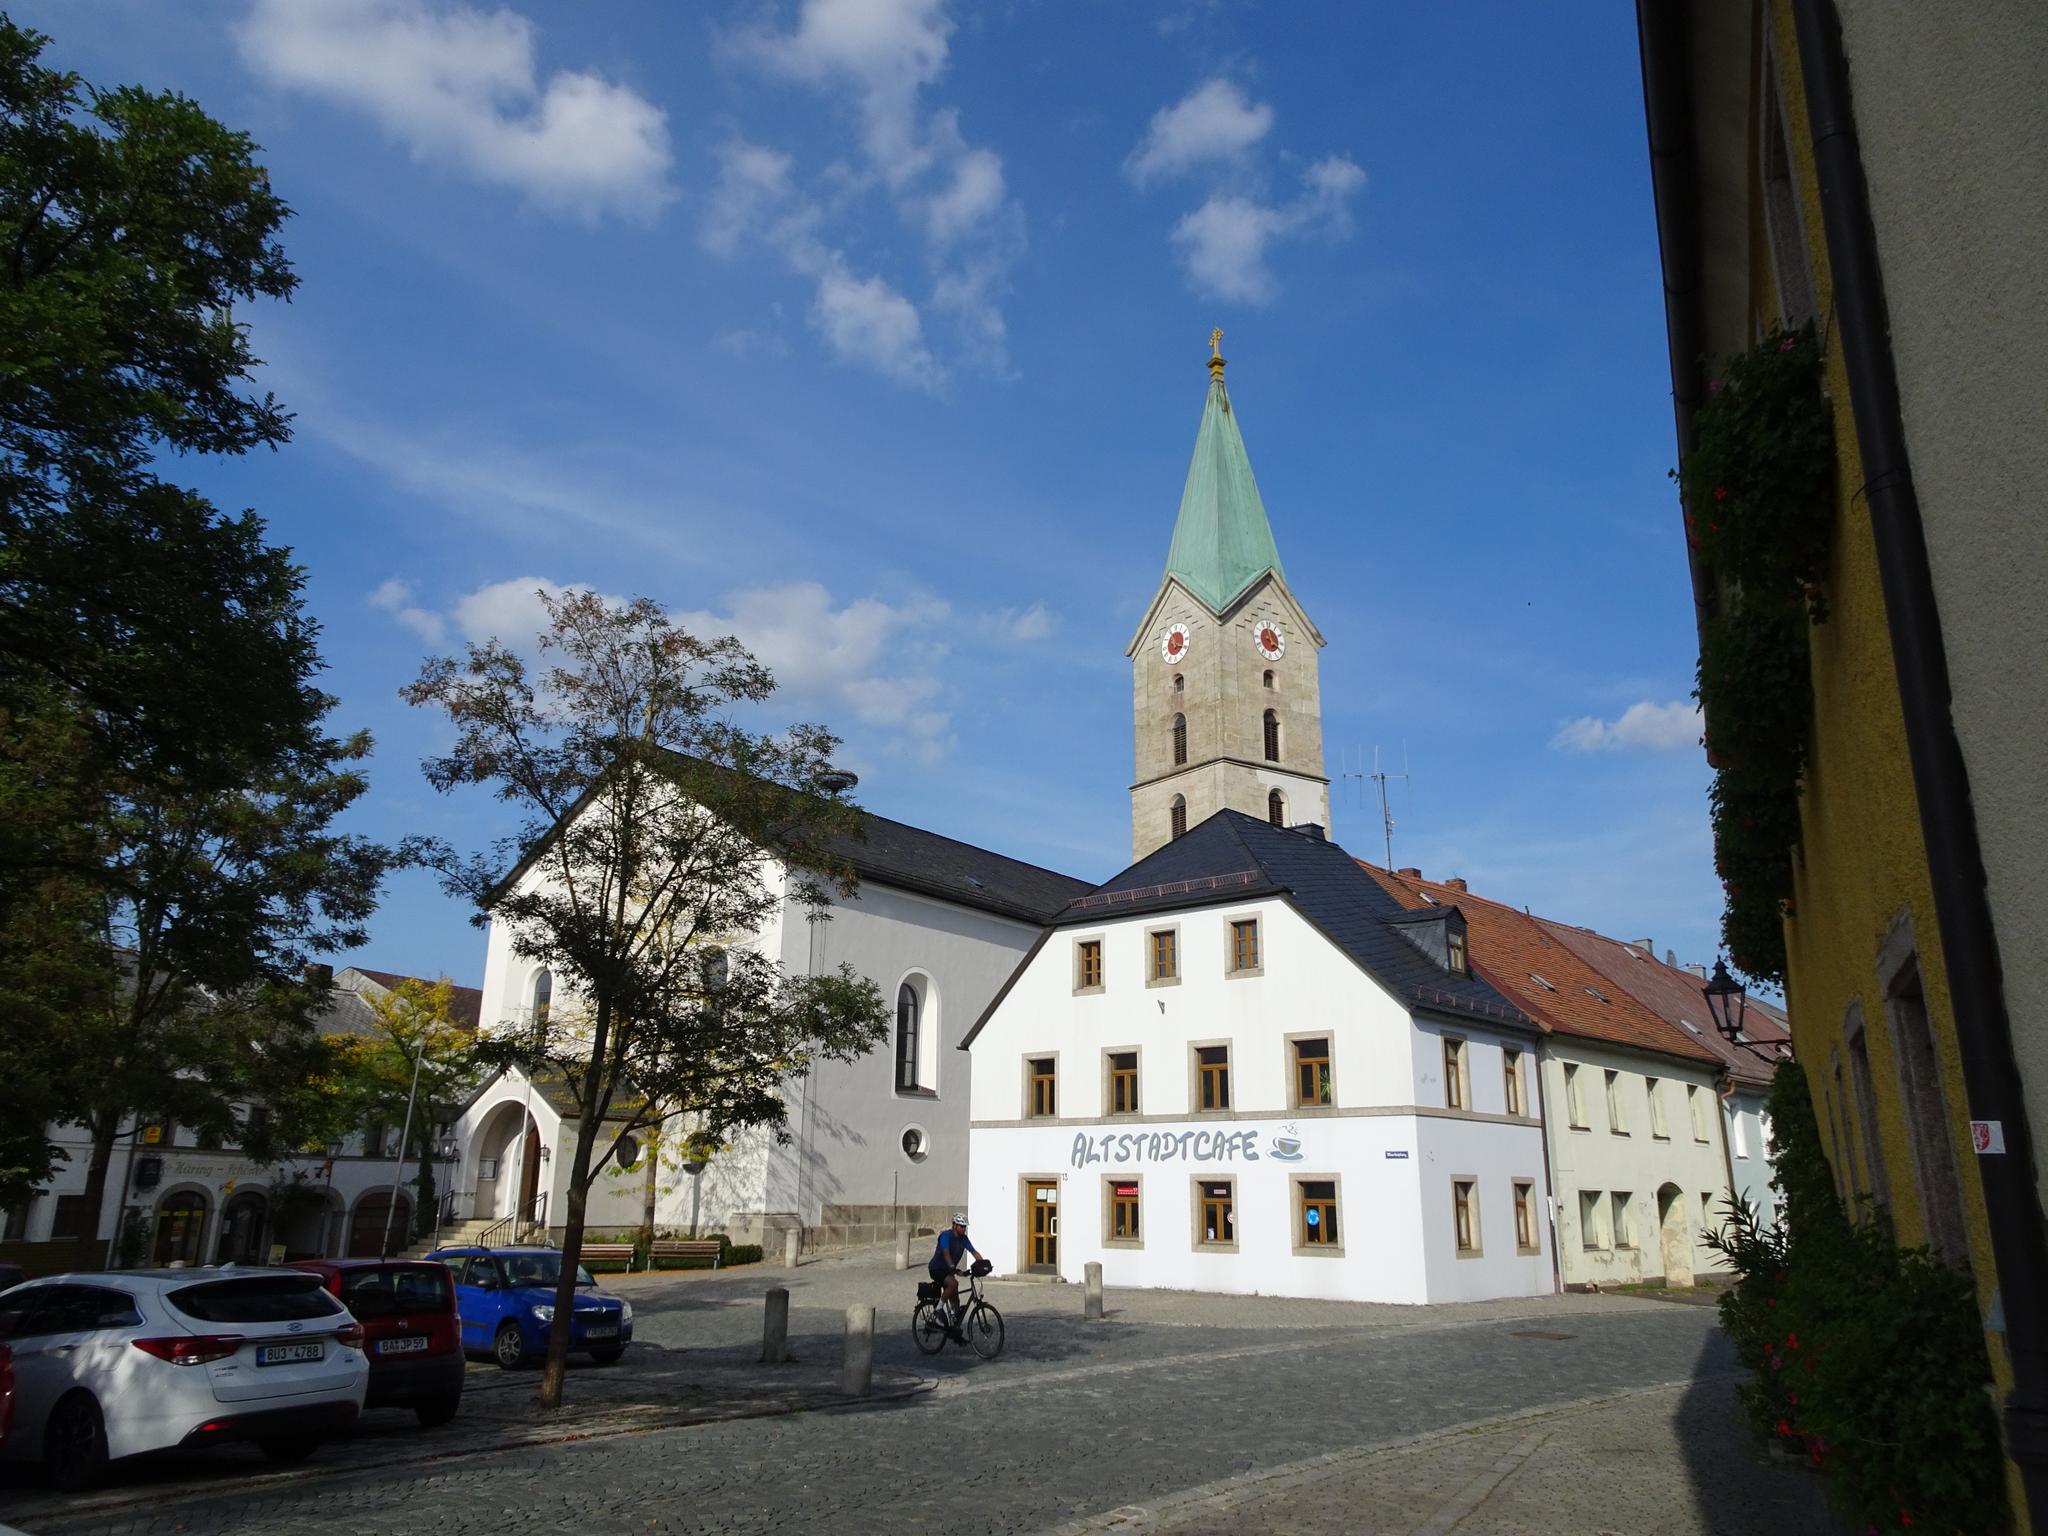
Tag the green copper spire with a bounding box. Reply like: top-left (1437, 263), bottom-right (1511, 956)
top-left (1162, 333), bottom-right (1286, 612)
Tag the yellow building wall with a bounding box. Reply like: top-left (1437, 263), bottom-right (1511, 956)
top-left (1761, 4), bottom-right (2018, 1520)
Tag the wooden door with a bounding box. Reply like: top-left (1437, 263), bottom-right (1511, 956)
top-left (1026, 1180), bottom-right (1059, 1273)
top-left (520, 1120), bottom-right (542, 1210)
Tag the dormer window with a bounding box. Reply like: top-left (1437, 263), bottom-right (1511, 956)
top-left (1448, 930), bottom-right (1468, 975)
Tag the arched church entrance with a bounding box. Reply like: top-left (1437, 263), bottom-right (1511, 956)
top-left (1656, 1183), bottom-right (1694, 1288)
top-left (472, 1101), bottom-right (543, 1221)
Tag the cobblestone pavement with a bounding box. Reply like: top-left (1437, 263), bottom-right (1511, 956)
top-left (0, 1248), bottom-right (1834, 1536)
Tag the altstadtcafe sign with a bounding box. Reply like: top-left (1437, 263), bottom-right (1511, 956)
top-left (1069, 1124), bottom-right (1308, 1169)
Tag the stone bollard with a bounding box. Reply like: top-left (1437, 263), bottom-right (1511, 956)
top-left (893, 1229), bottom-right (910, 1271)
top-left (1084, 1261), bottom-right (1104, 1321)
top-left (761, 1286), bottom-right (791, 1364)
top-left (784, 1227), bottom-right (802, 1268)
top-left (841, 1304), bottom-right (875, 1398)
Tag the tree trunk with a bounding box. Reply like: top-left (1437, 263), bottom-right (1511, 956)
top-left (536, 1002), bottom-right (614, 1412)
top-left (77, 1109), bottom-right (124, 1270)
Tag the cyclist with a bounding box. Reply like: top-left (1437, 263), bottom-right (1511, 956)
top-left (929, 1213), bottom-right (984, 1338)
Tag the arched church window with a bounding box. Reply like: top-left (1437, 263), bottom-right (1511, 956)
top-left (531, 969), bottom-right (553, 1029)
top-left (1263, 670), bottom-right (1275, 689)
top-left (1263, 709), bottom-right (1281, 762)
top-left (1173, 673), bottom-right (1184, 694)
top-left (1172, 713), bottom-right (1187, 766)
top-left (1268, 789), bottom-right (1286, 826)
top-left (1170, 795), bottom-right (1187, 840)
top-left (895, 981), bottom-right (922, 1092)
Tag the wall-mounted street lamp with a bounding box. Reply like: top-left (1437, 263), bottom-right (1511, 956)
top-left (1703, 957), bottom-right (1748, 1044)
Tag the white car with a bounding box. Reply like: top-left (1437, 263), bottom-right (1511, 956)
top-left (0, 1268), bottom-right (369, 1490)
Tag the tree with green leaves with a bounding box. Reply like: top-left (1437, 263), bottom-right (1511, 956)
top-left (0, 16), bottom-right (395, 1219)
top-left (404, 589), bottom-right (889, 1409)
top-left (330, 976), bottom-right (483, 1248)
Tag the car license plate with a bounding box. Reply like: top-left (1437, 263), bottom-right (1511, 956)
top-left (256, 1341), bottom-right (324, 1366)
top-left (377, 1335), bottom-right (430, 1356)
top-left (583, 1323), bottom-right (619, 1339)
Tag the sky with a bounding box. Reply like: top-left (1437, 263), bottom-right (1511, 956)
top-left (23, 0), bottom-right (1723, 987)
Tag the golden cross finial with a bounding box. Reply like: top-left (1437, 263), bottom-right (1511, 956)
top-left (1209, 327), bottom-right (1224, 359)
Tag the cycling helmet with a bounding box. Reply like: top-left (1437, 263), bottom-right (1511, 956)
top-left (951, 1212), bottom-right (969, 1226)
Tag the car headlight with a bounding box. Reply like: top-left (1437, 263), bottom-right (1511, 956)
top-left (530, 1304), bottom-right (554, 1322)
top-left (619, 1300), bottom-right (632, 1324)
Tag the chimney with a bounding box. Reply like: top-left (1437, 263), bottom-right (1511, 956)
top-left (1685, 962), bottom-right (1708, 980)
top-left (1633, 938), bottom-right (1655, 954)
top-left (1396, 866), bottom-right (1422, 880)
top-left (305, 962), bottom-right (334, 988)
top-left (1289, 823), bottom-right (1326, 842)
top-left (1443, 877), bottom-right (1468, 893)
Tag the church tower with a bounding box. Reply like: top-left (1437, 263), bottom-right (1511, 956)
top-left (1128, 335), bottom-right (1329, 861)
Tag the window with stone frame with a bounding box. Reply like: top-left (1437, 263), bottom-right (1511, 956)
top-left (1443, 1037), bottom-right (1469, 1110)
top-left (1503, 1049), bottom-right (1525, 1116)
top-left (1196, 1178), bottom-right (1235, 1248)
top-left (1148, 927), bottom-right (1178, 983)
top-left (1107, 1179), bottom-right (1141, 1245)
top-left (1292, 1037), bottom-right (1333, 1108)
top-left (1296, 1178), bottom-right (1339, 1249)
top-left (1228, 918), bottom-right (1260, 974)
top-left (1452, 1179), bottom-right (1480, 1255)
top-left (1107, 1050), bottom-right (1139, 1117)
top-left (1513, 1180), bottom-right (1539, 1253)
top-left (1075, 939), bottom-right (1103, 992)
top-left (1026, 1057), bottom-right (1057, 1118)
top-left (1195, 1044), bottom-right (1231, 1111)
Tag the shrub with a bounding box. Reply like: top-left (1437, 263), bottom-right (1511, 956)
top-left (723, 1243), bottom-right (763, 1267)
top-left (1707, 1062), bottom-right (2006, 1533)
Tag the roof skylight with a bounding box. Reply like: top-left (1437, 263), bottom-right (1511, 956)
top-left (1529, 973), bottom-right (1556, 991)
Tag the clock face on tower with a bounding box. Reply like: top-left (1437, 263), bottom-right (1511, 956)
top-left (1160, 623), bottom-right (1191, 664)
top-left (1254, 622), bottom-right (1286, 661)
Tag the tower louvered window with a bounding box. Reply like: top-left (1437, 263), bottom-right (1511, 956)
top-left (1268, 789), bottom-right (1285, 826)
top-left (1172, 713), bottom-right (1187, 765)
top-left (1170, 795), bottom-right (1187, 840)
top-left (1263, 709), bottom-right (1281, 762)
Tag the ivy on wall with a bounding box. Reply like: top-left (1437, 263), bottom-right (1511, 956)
top-left (1678, 323), bottom-right (1835, 985)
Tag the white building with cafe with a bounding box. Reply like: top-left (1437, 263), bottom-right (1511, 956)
top-left (963, 811), bottom-right (1555, 1304)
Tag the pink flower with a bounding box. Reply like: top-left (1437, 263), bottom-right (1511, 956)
top-left (1708, 378), bottom-right (1722, 395)
top-left (1780, 335), bottom-right (1796, 352)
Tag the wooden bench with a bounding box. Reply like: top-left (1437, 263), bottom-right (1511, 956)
top-left (581, 1243), bottom-right (638, 1273)
top-left (648, 1239), bottom-right (723, 1270)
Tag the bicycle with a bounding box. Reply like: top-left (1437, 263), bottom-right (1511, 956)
top-left (913, 1257), bottom-right (1004, 1359)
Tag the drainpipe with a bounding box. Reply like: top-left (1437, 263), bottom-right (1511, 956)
top-left (1790, 0), bottom-right (2048, 1518)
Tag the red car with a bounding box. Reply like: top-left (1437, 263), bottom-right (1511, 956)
top-left (289, 1260), bottom-right (464, 1427)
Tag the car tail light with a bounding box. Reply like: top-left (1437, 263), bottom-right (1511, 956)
top-left (334, 1321), bottom-right (366, 1351)
top-left (133, 1334), bottom-right (244, 1366)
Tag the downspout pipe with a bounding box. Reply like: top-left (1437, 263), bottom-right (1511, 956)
top-left (1791, 0), bottom-right (2048, 1516)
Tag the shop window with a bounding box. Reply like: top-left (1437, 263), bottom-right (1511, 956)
top-left (1453, 1179), bottom-right (1481, 1256)
top-left (1195, 1045), bottom-right (1231, 1111)
top-left (1106, 1180), bottom-right (1141, 1247)
top-left (1195, 1179), bottom-right (1236, 1249)
top-left (1026, 1057), bottom-right (1057, 1119)
top-left (1513, 1181), bottom-right (1539, 1254)
top-left (1295, 1179), bottom-right (1339, 1251)
top-left (1107, 1051), bottom-right (1140, 1117)
top-left (1075, 938), bottom-right (1104, 993)
top-left (1292, 1037), bottom-right (1332, 1108)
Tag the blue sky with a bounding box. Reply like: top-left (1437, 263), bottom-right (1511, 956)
top-left (26, 1), bottom-right (1720, 985)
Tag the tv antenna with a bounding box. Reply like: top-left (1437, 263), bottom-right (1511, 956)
top-left (1368, 743), bottom-right (1409, 870)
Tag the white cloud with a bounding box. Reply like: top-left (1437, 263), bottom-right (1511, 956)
top-left (812, 265), bottom-right (939, 387)
top-left (674, 581), bottom-right (956, 761)
top-left (712, 0), bottom-right (1021, 382)
top-left (1126, 78), bottom-right (1273, 185)
top-left (237, 0), bottom-right (672, 219)
top-left (1551, 700), bottom-right (1704, 753)
top-left (1170, 156), bottom-right (1365, 303)
top-left (368, 577), bottom-right (447, 644)
top-left (981, 603), bottom-right (1053, 643)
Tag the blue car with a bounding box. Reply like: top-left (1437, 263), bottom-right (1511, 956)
top-left (428, 1247), bottom-right (634, 1370)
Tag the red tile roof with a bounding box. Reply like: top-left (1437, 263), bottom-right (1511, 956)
top-left (1356, 863), bottom-right (1723, 1067)
top-left (344, 967), bottom-right (484, 1033)
top-left (1536, 920), bottom-right (1791, 1087)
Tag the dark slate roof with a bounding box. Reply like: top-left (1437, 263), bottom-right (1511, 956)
top-left (1051, 811), bottom-right (1534, 1031)
top-left (821, 810), bottom-right (1092, 926)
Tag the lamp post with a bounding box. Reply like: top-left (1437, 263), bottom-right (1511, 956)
top-left (683, 1155), bottom-right (708, 1239)
top-left (379, 1036), bottom-right (428, 1260)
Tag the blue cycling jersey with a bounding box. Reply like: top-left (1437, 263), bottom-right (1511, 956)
top-left (931, 1229), bottom-right (980, 1271)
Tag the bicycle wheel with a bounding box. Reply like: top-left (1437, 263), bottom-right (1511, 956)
top-left (912, 1301), bottom-right (949, 1354)
top-left (965, 1300), bottom-right (1004, 1360)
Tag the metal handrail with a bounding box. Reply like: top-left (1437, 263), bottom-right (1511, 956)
top-left (476, 1192), bottom-right (550, 1250)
